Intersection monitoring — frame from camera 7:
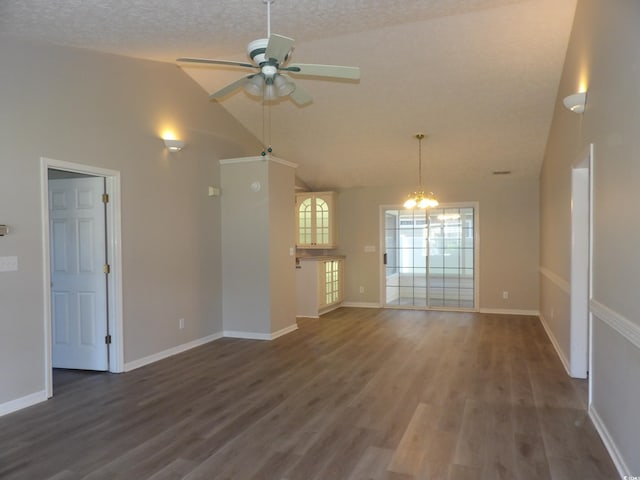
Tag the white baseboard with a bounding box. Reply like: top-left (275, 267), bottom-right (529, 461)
top-left (0, 390), bottom-right (47, 418)
top-left (124, 332), bottom-right (223, 372)
top-left (341, 304), bottom-right (539, 316)
top-left (538, 312), bottom-right (571, 376)
top-left (479, 308), bottom-right (540, 316)
top-left (224, 330), bottom-right (272, 340)
top-left (341, 302), bottom-right (380, 309)
top-left (271, 323), bottom-right (299, 339)
top-left (590, 405), bottom-right (629, 479)
top-left (224, 322), bottom-right (298, 341)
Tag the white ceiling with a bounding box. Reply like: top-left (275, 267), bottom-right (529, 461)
top-left (0, 0), bottom-right (577, 189)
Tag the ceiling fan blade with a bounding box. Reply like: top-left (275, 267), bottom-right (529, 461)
top-left (209, 75), bottom-right (254, 100)
top-left (289, 82), bottom-right (313, 106)
top-left (286, 63), bottom-right (360, 80)
top-left (265, 34), bottom-right (295, 64)
top-left (177, 57), bottom-right (257, 69)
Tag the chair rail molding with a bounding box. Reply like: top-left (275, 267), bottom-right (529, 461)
top-left (590, 299), bottom-right (640, 349)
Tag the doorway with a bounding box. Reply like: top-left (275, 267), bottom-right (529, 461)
top-left (41, 158), bottom-right (124, 398)
top-left (381, 203), bottom-right (478, 310)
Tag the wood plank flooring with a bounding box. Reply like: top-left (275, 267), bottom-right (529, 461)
top-left (0, 308), bottom-right (618, 479)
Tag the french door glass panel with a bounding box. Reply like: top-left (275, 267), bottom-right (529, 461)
top-left (384, 206), bottom-right (475, 309)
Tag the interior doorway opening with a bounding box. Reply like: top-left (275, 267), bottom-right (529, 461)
top-left (48, 171), bottom-right (109, 373)
top-left (41, 158), bottom-right (124, 398)
top-left (570, 144), bottom-right (593, 380)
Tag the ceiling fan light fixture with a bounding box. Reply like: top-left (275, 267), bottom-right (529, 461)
top-left (177, 0), bottom-right (359, 105)
top-left (244, 75), bottom-right (264, 97)
top-left (264, 83), bottom-right (277, 101)
top-left (274, 75), bottom-right (295, 96)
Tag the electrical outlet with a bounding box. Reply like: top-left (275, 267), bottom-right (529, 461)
top-left (0, 256), bottom-right (18, 272)
top-left (502, 291), bottom-right (509, 300)
top-left (179, 318), bottom-right (185, 330)
top-left (359, 286), bottom-right (365, 294)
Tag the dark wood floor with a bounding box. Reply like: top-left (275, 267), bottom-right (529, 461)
top-left (0, 308), bottom-right (618, 479)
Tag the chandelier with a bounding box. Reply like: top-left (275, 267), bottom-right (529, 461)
top-left (403, 133), bottom-right (438, 209)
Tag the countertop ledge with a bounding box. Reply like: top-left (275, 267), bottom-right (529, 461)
top-left (296, 255), bottom-right (345, 261)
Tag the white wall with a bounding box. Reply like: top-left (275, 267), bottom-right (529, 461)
top-left (540, 0), bottom-right (640, 475)
top-left (0, 35), bottom-right (261, 410)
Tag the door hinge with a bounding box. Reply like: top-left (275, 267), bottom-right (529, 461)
top-left (102, 193), bottom-right (110, 203)
top-left (105, 334), bottom-right (112, 345)
top-left (103, 264), bottom-right (111, 274)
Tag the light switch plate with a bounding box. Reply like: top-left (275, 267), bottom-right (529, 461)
top-left (0, 256), bottom-right (18, 272)
top-left (364, 245), bottom-right (376, 253)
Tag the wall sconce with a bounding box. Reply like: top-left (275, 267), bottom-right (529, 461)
top-left (563, 92), bottom-right (587, 114)
top-left (163, 138), bottom-right (184, 152)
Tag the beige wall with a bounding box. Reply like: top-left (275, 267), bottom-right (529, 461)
top-left (540, 0), bottom-right (640, 474)
top-left (268, 161), bottom-right (297, 334)
top-left (0, 36), bottom-right (261, 407)
top-left (336, 175), bottom-right (540, 312)
top-left (220, 158), bottom-right (296, 337)
top-left (220, 159), bottom-right (271, 335)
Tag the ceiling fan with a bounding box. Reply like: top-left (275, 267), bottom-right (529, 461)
top-left (176, 0), bottom-right (360, 105)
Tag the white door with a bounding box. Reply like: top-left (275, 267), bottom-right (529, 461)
top-left (49, 176), bottom-right (109, 371)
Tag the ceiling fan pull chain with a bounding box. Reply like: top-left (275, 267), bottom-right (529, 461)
top-left (268, 100), bottom-right (272, 153)
top-left (261, 99), bottom-right (266, 155)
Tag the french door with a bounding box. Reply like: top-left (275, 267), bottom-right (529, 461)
top-left (382, 204), bottom-right (477, 310)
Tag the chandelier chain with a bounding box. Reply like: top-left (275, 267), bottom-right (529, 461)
top-left (418, 133), bottom-right (423, 189)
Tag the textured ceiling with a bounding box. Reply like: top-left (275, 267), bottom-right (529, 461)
top-left (0, 0), bottom-right (577, 189)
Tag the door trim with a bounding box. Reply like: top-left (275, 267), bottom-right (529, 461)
top-left (570, 143), bottom-right (593, 380)
top-left (40, 157), bottom-right (124, 397)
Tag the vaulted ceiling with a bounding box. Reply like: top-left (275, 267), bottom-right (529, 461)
top-left (0, 0), bottom-right (577, 189)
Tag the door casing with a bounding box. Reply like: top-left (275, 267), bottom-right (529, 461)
top-left (570, 144), bottom-right (594, 380)
top-left (41, 157), bottom-right (124, 397)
